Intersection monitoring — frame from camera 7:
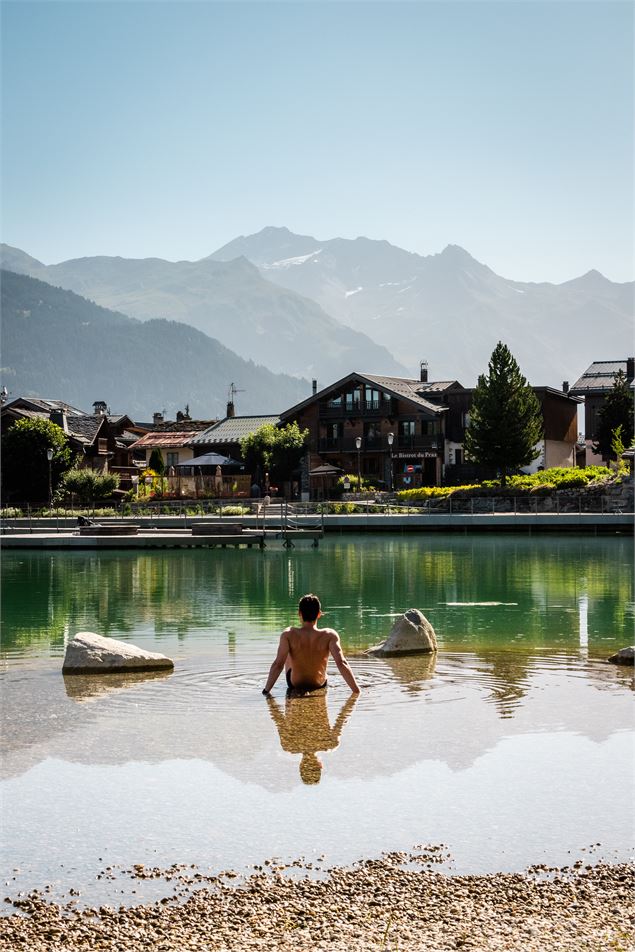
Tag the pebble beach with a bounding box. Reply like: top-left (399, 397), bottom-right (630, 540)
top-left (2, 853), bottom-right (634, 951)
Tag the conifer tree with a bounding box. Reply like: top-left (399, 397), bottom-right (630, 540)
top-left (592, 369), bottom-right (634, 461)
top-left (464, 342), bottom-right (543, 485)
top-left (148, 447), bottom-right (165, 475)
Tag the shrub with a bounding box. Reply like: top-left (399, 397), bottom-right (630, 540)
top-left (336, 473), bottom-right (375, 492)
top-left (396, 484), bottom-right (479, 502)
top-left (58, 468), bottom-right (120, 504)
top-left (529, 482), bottom-right (556, 495)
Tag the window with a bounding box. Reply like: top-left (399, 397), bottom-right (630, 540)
top-left (364, 386), bottom-right (380, 409)
top-left (421, 420), bottom-right (438, 435)
top-left (399, 420), bottom-right (416, 437)
top-left (327, 394), bottom-right (342, 408)
top-left (345, 388), bottom-right (362, 411)
top-left (97, 438), bottom-right (108, 454)
top-left (166, 452), bottom-right (179, 468)
top-left (364, 422), bottom-right (380, 442)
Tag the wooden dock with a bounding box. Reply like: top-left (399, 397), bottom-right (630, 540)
top-left (0, 526), bottom-right (323, 549)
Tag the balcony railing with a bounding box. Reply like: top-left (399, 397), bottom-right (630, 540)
top-left (319, 399), bottom-right (394, 418)
top-left (318, 435), bottom-right (440, 454)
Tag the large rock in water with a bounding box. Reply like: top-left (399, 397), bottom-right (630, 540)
top-left (367, 609), bottom-right (437, 656)
top-left (608, 646), bottom-right (634, 666)
top-left (63, 631), bottom-right (174, 674)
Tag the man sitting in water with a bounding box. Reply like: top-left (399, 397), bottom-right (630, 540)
top-left (262, 594), bottom-right (360, 696)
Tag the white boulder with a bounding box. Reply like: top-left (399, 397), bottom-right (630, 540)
top-left (63, 631), bottom-right (174, 674)
top-left (608, 646), bottom-right (634, 666)
top-left (367, 609), bottom-right (438, 656)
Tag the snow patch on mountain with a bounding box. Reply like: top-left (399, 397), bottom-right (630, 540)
top-left (263, 250), bottom-right (322, 270)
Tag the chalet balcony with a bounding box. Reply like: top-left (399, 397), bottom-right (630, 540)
top-left (318, 435), bottom-right (440, 454)
top-left (319, 399), bottom-right (395, 418)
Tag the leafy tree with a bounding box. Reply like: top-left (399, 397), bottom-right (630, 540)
top-left (464, 342), bottom-right (543, 486)
top-left (592, 370), bottom-right (634, 461)
top-left (58, 468), bottom-right (120, 505)
top-left (1, 417), bottom-right (74, 504)
top-left (241, 422), bottom-right (309, 487)
top-left (270, 421), bottom-right (310, 482)
top-left (148, 447), bottom-right (165, 475)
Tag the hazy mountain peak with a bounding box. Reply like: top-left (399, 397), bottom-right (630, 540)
top-left (0, 243), bottom-right (46, 274)
top-left (438, 244), bottom-right (476, 262)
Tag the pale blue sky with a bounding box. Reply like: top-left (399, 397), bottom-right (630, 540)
top-left (2, 0), bottom-right (633, 282)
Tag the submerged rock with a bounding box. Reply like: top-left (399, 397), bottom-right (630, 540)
top-left (607, 646), bottom-right (634, 666)
top-left (62, 631), bottom-right (174, 674)
top-left (367, 609), bottom-right (437, 656)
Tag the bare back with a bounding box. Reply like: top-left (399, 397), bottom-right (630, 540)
top-left (285, 625), bottom-right (335, 689)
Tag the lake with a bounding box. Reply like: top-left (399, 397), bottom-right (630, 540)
top-left (1, 534), bottom-right (633, 907)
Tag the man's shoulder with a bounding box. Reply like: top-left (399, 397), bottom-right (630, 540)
top-left (319, 626), bottom-right (340, 640)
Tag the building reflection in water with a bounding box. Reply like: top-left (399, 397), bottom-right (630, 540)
top-left (266, 692), bottom-right (358, 784)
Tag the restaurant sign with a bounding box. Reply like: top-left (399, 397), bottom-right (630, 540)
top-left (394, 452), bottom-right (437, 459)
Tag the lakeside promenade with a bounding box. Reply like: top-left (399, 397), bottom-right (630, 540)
top-left (1, 509), bottom-right (632, 548)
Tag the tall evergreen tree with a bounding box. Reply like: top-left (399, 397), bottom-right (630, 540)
top-left (148, 447), bottom-right (165, 475)
top-left (592, 369), bottom-right (634, 461)
top-left (464, 342), bottom-right (543, 486)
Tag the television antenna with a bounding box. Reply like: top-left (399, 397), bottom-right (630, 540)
top-left (228, 382), bottom-right (245, 403)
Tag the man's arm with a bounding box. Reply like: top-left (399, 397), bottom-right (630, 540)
top-left (262, 631), bottom-right (290, 695)
top-left (329, 633), bottom-right (360, 693)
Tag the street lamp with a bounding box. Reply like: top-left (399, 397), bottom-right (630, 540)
top-left (355, 435), bottom-right (362, 492)
top-left (387, 431), bottom-right (394, 492)
top-left (46, 447), bottom-right (53, 510)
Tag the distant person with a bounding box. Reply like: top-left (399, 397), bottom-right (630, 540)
top-left (262, 594), bottom-right (360, 696)
top-left (266, 692), bottom-right (358, 784)
top-left (251, 482), bottom-right (261, 498)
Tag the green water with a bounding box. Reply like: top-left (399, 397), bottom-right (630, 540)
top-left (2, 534), bottom-right (632, 658)
top-left (1, 534), bottom-right (633, 906)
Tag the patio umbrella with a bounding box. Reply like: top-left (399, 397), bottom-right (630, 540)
top-left (309, 464), bottom-right (343, 500)
top-left (175, 452), bottom-right (243, 469)
top-left (308, 465), bottom-right (343, 476)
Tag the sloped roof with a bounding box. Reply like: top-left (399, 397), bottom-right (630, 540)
top-left (66, 415), bottom-right (108, 445)
top-left (151, 419), bottom-right (217, 433)
top-left (4, 396), bottom-right (86, 416)
top-left (570, 360), bottom-right (632, 394)
top-left (280, 372), bottom-right (446, 419)
top-left (129, 431), bottom-right (199, 449)
top-left (190, 415), bottom-right (280, 445)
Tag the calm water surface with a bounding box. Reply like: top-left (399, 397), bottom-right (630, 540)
top-left (1, 534), bottom-right (633, 906)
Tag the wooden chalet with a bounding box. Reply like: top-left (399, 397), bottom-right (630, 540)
top-left (570, 358), bottom-right (635, 465)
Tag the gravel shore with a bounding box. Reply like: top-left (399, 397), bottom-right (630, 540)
top-left (2, 855), bottom-right (633, 951)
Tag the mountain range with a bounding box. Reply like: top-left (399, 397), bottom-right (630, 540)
top-left (212, 227), bottom-right (634, 387)
top-left (0, 270), bottom-right (308, 419)
top-left (0, 242), bottom-right (406, 383)
top-left (2, 228), bottom-right (633, 416)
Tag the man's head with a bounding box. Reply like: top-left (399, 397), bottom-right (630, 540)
top-left (298, 593), bottom-right (321, 622)
top-left (299, 752), bottom-right (323, 784)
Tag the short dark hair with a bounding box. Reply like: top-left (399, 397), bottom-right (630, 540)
top-left (299, 593), bottom-right (321, 622)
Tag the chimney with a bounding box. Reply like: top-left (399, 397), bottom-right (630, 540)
top-left (562, 381), bottom-right (569, 393)
top-left (176, 410), bottom-right (184, 423)
top-left (50, 409), bottom-right (68, 433)
top-left (627, 357), bottom-right (635, 381)
top-left (153, 412), bottom-right (164, 426)
top-left (93, 400), bottom-right (108, 415)
top-left (226, 401), bottom-right (235, 418)
top-left (420, 360), bottom-right (429, 383)
top-left (312, 379), bottom-right (318, 395)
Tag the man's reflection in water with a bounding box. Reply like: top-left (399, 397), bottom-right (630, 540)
top-left (266, 692), bottom-right (358, 784)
